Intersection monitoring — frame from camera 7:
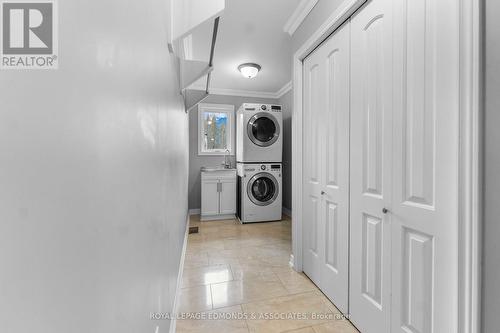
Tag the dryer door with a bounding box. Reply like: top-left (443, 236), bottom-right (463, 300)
top-left (247, 172), bottom-right (279, 206)
top-left (247, 112), bottom-right (280, 147)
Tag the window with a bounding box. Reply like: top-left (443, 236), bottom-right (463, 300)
top-left (198, 104), bottom-right (234, 155)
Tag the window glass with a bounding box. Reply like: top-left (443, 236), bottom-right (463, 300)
top-left (202, 112), bottom-right (227, 151)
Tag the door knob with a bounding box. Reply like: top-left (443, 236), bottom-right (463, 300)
top-left (382, 208), bottom-right (389, 214)
top-left (321, 191), bottom-right (326, 195)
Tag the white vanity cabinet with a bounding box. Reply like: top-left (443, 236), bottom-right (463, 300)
top-left (201, 169), bottom-right (236, 221)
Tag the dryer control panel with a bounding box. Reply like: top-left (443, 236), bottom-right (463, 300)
top-left (239, 103), bottom-right (282, 113)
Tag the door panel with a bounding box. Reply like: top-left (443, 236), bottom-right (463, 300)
top-left (324, 201), bottom-right (338, 271)
top-left (350, 0), bottom-right (393, 331)
top-left (363, 16), bottom-right (384, 197)
top-left (400, 228), bottom-right (433, 333)
top-left (391, 0), bottom-right (459, 331)
top-left (303, 21), bottom-right (350, 314)
top-left (362, 214), bottom-right (382, 306)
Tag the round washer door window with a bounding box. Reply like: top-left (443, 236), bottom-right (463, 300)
top-left (247, 112), bottom-right (280, 147)
top-left (247, 172), bottom-right (279, 206)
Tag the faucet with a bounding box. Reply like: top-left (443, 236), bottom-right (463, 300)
top-left (223, 149), bottom-right (231, 169)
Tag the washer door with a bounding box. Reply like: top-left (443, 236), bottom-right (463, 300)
top-left (247, 112), bottom-right (280, 147)
top-left (247, 172), bottom-right (279, 206)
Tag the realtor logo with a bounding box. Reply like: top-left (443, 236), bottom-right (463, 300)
top-left (1, 0), bottom-right (58, 69)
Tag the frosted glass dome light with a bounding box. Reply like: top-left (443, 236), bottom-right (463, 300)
top-left (238, 63), bottom-right (261, 79)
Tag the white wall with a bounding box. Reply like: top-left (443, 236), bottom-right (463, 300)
top-left (188, 94), bottom-right (279, 210)
top-left (482, 0), bottom-right (500, 331)
top-left (0, 0), bottom-right (188, 332)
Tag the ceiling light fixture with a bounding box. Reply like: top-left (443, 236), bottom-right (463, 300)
top-left (238, 63), bottom-right (261, 79)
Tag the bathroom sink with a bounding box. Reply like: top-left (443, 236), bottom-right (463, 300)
top-left (201, 167), bottom-right (236, 172)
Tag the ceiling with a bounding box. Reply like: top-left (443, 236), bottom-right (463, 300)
top-left (188, 0), bottom-right (300, 95)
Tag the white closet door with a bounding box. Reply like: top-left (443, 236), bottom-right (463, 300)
top-left (303, 41), bottom-right (324, 288)
top-left (319, 21), bottom-right (351, 314)
top-left (349, 0), bottom-right (393, 331)
top-left (303, 22), bottom-right (350, 313)
top-left (391, 0), bottom-right (459, 332)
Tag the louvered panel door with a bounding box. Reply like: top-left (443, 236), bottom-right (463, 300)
top-left (349, 0), bottom-right (394, 332)
top-left (391, 0), bottom-right (460, 332)
top-left (302, 22), bottom-right (351, 313)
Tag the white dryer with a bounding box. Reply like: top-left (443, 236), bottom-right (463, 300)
top-left (237, 163), bottom-right (282, 223)
top-left (236, 103), bottom-right (283, 163)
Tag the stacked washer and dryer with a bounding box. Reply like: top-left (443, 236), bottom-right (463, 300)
top-left (236, 103), bottom-right (283, 223)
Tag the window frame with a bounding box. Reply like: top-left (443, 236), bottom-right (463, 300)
top-left (197, 103), bottom-right (235, 156)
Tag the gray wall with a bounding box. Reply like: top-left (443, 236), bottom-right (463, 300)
top-left (279, 90), bottom-right (293, 211)
top-left (482, 0), bottom-right (500, 331)
top-left (188, 94), bottom-right (279, 210)
top-left (0, 0), bottom-right (188, 332)
top-left (282, 0), bottom-right (346, 212)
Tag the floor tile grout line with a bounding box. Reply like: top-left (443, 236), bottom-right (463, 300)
top-left (181, 218), bottom-right (357, 333)
top-left (209, 289), bottom-right (323, 311)
top-left (185, 217), bottom-right (300, 308)
top-left (208, 283), bottom-right (214, 311)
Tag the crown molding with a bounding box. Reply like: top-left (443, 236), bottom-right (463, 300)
top-left (283, 0), bottom-right (319, 35)
top-left (275, 81), bottom-right (293, 99)
top-left (190, 80), bottom-right (293, 99)
top-left (206, 87), bottom-right (277, 99)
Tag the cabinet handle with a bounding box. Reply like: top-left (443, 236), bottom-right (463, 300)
top-left (321, 191), bottom-right (326, 195)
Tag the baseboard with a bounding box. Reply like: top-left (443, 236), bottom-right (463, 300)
top-left (200, 214), bottom-right (235, 221)
top-left (188, 208), bottom-right (200, 215)
top-left (282, 207), bottom-right (292, 217)
top-left (169, 213), bottom-right (190, 333)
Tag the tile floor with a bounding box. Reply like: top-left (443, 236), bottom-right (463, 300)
top-left (176, 215), bottom-right (359, 333)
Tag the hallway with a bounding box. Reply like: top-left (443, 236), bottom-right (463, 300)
top-left (176, 215), bottom-right (359, 332)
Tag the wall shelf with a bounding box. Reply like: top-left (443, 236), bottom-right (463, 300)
top-left (168, 0), bottom-right (223, 112)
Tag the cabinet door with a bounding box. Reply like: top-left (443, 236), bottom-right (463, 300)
top-left (201, 179), bottom-right (219, 216)
top-left (219, 178), bottom-right (236, 215)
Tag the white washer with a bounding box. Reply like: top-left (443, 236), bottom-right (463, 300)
top-left (236, 163), bottom-right (282, 223)
top-left (236, 103), bottom-right (283, 163)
